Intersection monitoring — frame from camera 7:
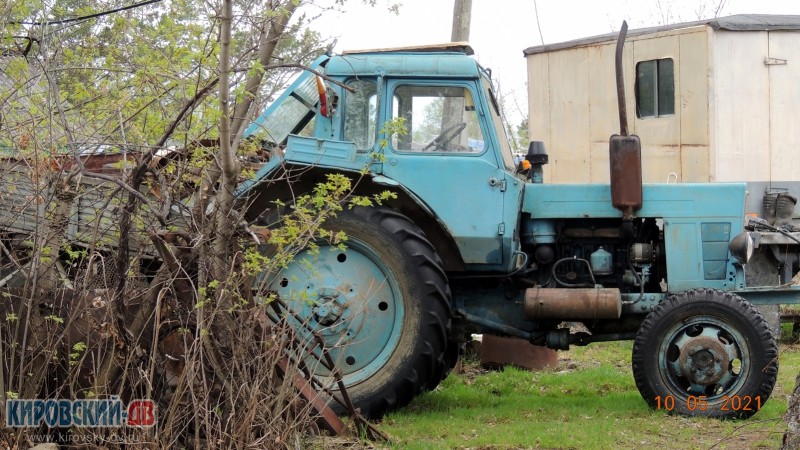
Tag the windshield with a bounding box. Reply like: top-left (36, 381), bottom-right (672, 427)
top-left (243, 55), bottom-right (329, 143)
top-left (481, 77), bottom-right (515, 171)
top-left (244, 75), bottom-right (319, 144)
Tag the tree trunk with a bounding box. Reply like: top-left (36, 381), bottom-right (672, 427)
top-left (212, 0), bottom-right (238, 280)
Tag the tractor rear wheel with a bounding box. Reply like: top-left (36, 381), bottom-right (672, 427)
top-left (262, 206), bottom-right (451, 419)
top-left (632, 288), bottom-right (778, 419)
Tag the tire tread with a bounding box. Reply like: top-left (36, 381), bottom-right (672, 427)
top-left (348, 206), bottom-right (452, 418)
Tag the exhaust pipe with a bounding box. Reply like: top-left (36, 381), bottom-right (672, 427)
top-left (609, 21), bottom-right (642, 222)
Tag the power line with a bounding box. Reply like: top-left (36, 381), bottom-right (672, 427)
top-left (11, 0), bottom-right (163, 26)
top-left (533, 0), bottom-right (544, 45)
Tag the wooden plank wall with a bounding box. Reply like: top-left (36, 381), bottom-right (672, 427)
top-left (527, 27), bottom-right (711, 184)
top-left (710, 30), bottom-right (771, 182)
top-left (766, 32), bottom-right (800, 182)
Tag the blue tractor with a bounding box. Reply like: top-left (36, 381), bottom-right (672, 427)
top-left (237, 41), bottom-right (800, 419)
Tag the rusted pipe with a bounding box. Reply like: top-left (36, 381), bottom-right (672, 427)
top-left (615, 21), bottom-right (629, 136)
top-left (609, 20), bottom-right (642, 220)
top-left (524, 287), bottom-right (622, 320)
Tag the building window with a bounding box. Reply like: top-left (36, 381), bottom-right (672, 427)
top-left (635, 58), bottom-right (674, 118)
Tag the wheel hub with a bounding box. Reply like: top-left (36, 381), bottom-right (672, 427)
top-left (312, 289), bottom-right (345, 326)
top-left (264, 241), bottom-right (403, 384)
top-left (677, 335), bottom-right (730, 385)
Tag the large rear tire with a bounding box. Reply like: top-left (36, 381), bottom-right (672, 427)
top-left (632, 288), bottom-right (778, 419)
top-left (262, 206), bottom-right (451, 419)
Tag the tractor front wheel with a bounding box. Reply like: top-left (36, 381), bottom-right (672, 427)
top-left (632, 289), bottom-right (778, 419)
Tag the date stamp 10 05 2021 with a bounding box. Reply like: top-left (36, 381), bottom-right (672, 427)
top-left (654, 395), bottom-right (762, 412)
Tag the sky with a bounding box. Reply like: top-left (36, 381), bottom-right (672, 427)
top-left (303, 0), bottom-right (800, 126)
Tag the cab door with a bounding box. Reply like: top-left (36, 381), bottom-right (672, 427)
top-left (379, 79), bottom-right (507, 270)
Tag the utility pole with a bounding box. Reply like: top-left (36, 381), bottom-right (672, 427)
top-left (440, 0), bottom-right (473, 152)
top-left (451, 0), bottom-right (472, 42)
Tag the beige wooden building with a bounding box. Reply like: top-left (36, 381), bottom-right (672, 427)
top-left (525, 15), bottom-right (800, 195)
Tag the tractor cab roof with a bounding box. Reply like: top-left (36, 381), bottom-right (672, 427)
top-left (341, 42), bottom-right (474, 55)
top-left (324, 42), bottom-right (482, 79)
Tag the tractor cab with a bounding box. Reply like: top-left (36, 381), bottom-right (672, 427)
top-left (241, 43), bottom-right (524, 272)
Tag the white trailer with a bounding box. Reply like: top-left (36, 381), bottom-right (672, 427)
top-left (525, 14), bottom-right (800, 215)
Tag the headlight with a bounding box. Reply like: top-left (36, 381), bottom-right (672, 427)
top-left (729, 231), bottom-right (754, 264)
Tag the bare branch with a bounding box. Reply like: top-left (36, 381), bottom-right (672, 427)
top-left (262, 62), bottom-right (356, 92)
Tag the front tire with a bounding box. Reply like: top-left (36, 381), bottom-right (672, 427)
top-left (263, 206), bottom-right (451, 419)
top-left (632, 289), bottom-right (778, 419)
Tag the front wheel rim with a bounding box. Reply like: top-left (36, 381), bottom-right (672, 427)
top-left (658, 315), bottom-right (749, 400)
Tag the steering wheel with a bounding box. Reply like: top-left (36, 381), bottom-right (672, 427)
top-left (422, 122), bottom-right (467, 151)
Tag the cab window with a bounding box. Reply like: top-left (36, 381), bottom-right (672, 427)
top-left (482, 78), bottom-right (516, 171)
top-left (391, 85), bottom-right (484, 153)
top-left (343, 79), bottom-right (377, 150)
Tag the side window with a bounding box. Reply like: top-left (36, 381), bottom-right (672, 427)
top-left (636, 58), bottom-right (675, 118)
top-left (343, 80), bottom-right (377, 149)
top-left (391, 85), bottom-right (484, 152)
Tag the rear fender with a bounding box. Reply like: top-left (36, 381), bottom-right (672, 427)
top-left (240, 163), bottom-right (464, 272)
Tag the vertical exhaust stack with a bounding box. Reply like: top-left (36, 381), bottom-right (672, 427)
top-left (609, 21), bottom-right (643, 223)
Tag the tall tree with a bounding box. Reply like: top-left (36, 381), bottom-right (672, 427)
top-left (0, 1), bottom-right (392, 447)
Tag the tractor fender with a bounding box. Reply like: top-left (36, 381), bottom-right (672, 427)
top-left (369, 173), bottom-right (464, 271)
top-left (241, 162), bottom-right (465, 272)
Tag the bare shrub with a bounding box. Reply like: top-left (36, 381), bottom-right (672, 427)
top-left (0, 1), bottom-right (385, 448)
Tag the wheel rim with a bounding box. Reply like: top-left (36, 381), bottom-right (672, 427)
top-left (658, 316), bottom-right (749, 398)
top-left (259, 239), bottom-right (404, 387)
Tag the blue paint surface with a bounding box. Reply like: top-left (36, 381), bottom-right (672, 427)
top-left (522, 183), bottom-right (746, 219)
top-left (325, 52), bottom-right (481, 78)
top-left (261, 239), bottom-right (404, 385)
top-left (523, 183), bottom-right (746, 292)
top-left (283, 135), bottom-right (365, 171)
top-left (236, 48), bottom-right (796, 306)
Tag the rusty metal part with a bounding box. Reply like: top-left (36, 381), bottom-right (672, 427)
top-left (159, 329), bottom-right (188, 387)
top-left (248, 224), bottom-right (272, 243)
top-left (524, 287), bottom-right (622, 320)
top-left (609, 135), bottom-right (643, 219)
top-left (276, 357), bottom-right (345, 435)
top-left (267, 299), bottom-right (390, 442)
top-left (615, 21), bottom-right (629, 136)
top-left (677, 335), bottom-right (731, 386)
top-left (314, 328), bottom-right (389, 441)
top-left (480, 334), bottom-right (558, 371)
top-left (610, 20), bottom-right (642, 220)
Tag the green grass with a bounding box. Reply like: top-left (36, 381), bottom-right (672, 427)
top-left (377, 337), bottom-right (800, 450)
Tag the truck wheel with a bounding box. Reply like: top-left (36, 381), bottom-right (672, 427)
top-left (632, 289), bottom-right (778, 419)
top-left (263, 206), bottom-right (451, 419)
